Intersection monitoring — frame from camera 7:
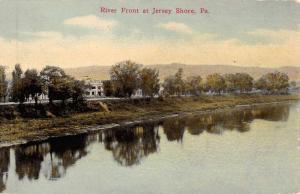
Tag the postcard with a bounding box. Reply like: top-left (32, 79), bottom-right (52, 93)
top-left (0, 0), bottom-right (299, 194)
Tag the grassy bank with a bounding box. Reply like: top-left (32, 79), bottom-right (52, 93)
top-left (0, 94), bottom-right (299, 144)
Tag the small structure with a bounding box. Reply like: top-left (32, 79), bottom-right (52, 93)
top-left (84, 80), bottom-right (104, 98)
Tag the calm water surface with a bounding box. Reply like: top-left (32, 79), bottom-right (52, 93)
top-left (1, 101), bottom-right (300, 194)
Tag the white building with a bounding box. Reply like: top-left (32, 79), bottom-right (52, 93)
top-left (84, 80), bottom-right (104, 98)
top-left (83, 79), bottom-right (162, 98)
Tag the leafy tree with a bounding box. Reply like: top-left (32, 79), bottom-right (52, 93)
top-left (255, 71), bottom-right (289, 94)
top-left (51, 76), bottom-right (74, 104)
top-left (206, 73), bottom-right (226, 94)
top-left (185, 75), bottom-right (202, 96)
top-left (224, 73), bottom-right (237, 93)
top-left (11, 64), bottom-right (25, 103)
top-left (225, 73), bottom-right (253, 93)
top-left (174, 68), bottom-right (185, 96)
top-left (162, 68), bottom-right (186, 96)
top-left (103, 80), bottom-right (114, 97)
top-left (0, 66), bottom-right (8, 102)
top-left (254, 77), bottom-right (267, 91)
top-left (22, 69), bottom-right (43, 105)
top-left (40, 66), bottom-right (72, 104)
top-left (235, 73), bottom-right (253, 93)
top-left (71, 79), bottom-right (88, 106)
top-left (224, 73), bottom-right (253, 92)
top-left (139, 67), bottom-right (160, 97)
top-left (110, 60), bottom-right (141, 97)
top-left (162, 75), bottom-right (176, 96)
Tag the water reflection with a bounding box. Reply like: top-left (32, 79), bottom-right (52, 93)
top-left (15, 144), bottom-right (47, 180)
top-left (0, 103), bottom-right (291, 190)
top-left (101, 124), bottom-right (160, 166)
top-left (0, 149), bottom-right (9, 192)
top-left (45, 135), bottom-right (90, 180)
top-left (14, 135), bottom-right (94, 181)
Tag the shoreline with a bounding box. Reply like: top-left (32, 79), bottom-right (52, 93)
top-left (0, 94), bottom-right (299, 148)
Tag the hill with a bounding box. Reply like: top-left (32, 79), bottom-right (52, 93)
top-left (64, 64), bottom-right (300, 81)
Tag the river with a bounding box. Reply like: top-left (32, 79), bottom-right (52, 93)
top-left (0, 101), bottom-right (300, 194)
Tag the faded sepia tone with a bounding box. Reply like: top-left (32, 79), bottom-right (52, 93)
top-left (0, 0), bottom-right (299, 194)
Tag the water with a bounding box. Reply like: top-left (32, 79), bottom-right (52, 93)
top-left (1, 101), bottom-right (300, 194)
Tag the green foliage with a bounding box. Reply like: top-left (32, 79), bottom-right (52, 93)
top-left (162, 75), bottom-right (176, 96)
top-left (71, 79), bottom-right (88, 105)
top-left (22, 69), bottom-right (43, 104)
top-left (139, 67), bottom-right (160, 97)
top-left (41, 66), bottom-right (72, 104)
top-left (174, 68), bottom-right (185, 96)
top-left (0, 66), bottom-right (8, 102)
top-left (224, 73), bottom-right (237, 93)
top-left (103, 80), bottom-right (114, 97)
top-left (11, 64), bottom-right (25, 103)
top-left (40, 65), bottom-right (88, 106)
top-left (162, 68), bottom-right (185, 96)
top-left (235, 73), bottom-right (253, 92)
top-left (206, 73), bottom-right (226, 94)
top-left (224, 73), bottom-right (253, 93)
top-left (255, 71), bottom-right (289, 94)
top-left (185, 75), bottom-right (202, 96)
top-left (110, 60), bottom-right (141, 97)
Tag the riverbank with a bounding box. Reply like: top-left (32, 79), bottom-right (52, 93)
top-left (0, 94), bottom-right (299, 147)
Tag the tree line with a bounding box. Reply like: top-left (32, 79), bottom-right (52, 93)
top-left (0, 61), bottom-right (292, 104)
top-left (104, 60), bottom-right (290, 97)
top-left (163, 69), bottom-right (289, 96)
top-left (0, 64), bottom-right (87, 105)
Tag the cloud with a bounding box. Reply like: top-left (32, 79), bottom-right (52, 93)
top-left (247, 27), bottom-right (300, 43)
top-left (0, 27), bottom-right (299, 71)
top-left (158, 22), bottom-right (193, 34)
top-left (64, 15), bottom-right (118, 30)
top-left (24, 31), bottom-right (63, 40)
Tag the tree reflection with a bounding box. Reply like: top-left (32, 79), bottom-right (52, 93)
top-left (101, 123), bottom-right (160, 166)
top-left (0, 148), bottom-right (9, 192)
top-left (250, 105), bottom-right (289, 121)
top-left (10, 102), bottom-right (291, 178)
top-left (162, 119), bottom-right (185, 141)
top-left (176, 104), bottom-right (290, 136)
top-left (45, 135), bottom-right (91, 180)
top-left (15, 143), bottom-right (49, 180)
top-left (14, 134), bottom-right (96, 181)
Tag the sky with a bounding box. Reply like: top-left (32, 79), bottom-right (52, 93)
top-left (0, 0), bottom-right (299, 70)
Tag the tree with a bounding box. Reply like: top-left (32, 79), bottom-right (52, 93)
top-left (139, 67), bottom-right (160, 97)
top-left (22, 69), bottom-right (43, 105)
top-left (174, 68), bottom-right (185, 96)
top-left (71, 79), bottom-right (87, 105)
top-left (110, 60), bottom-right (141, 97)
top-left (254, 76), bottom-right (267, 91)
top-left (185, 75), bottom-right (202, 96)
top-left (162, 75), bottom-right (176, 96)
top-left (224, 73), bottom-right (237, 93)
top-left (11, 64), bottom-right (25, 103)
top-left (40, 66), bottom-right (72, 104)
top-left (255, 71), bottom-right (289, 94)
top-left (103, 80), bottom-right (114, 97)
top-left (0, 66), bottom-right (8, 102)
top-left (206, 73), bottom-right (226, 94)
top-left (235, 73), bottom-right (253, 93)
top-left (51, 76), bottom-right (74, 104)
top-left (225, 73), bottom-right (253, 93)
top-left (162, 68), bottom-right (186, 96)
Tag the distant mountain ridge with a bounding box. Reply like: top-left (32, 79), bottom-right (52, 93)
top-left (64, 64), bottom-right (300, 81)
